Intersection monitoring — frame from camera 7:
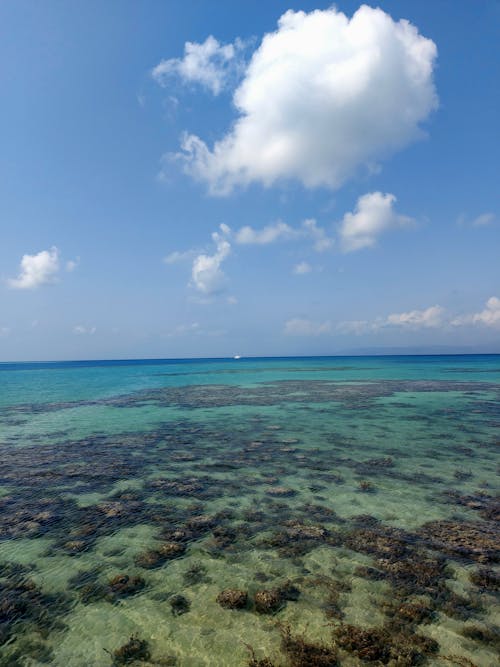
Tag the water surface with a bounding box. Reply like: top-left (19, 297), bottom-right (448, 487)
top-left (0, 356), bottom-right (498, 666)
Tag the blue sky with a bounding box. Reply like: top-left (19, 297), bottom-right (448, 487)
top-left (0, 0), bottom-right (499, 361)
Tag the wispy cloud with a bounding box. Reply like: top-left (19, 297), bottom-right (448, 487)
top-left (234, 218), bottom-right (333, 252)
top-left (235, 221), bottom-right (297, 245)
top-left (66, 257), bottom-right (80, 272)
top-left (457, 212), bottom-right (496, 227)
top-left (152, 36), bottom-right (245, 95)
top-left (284, 318), bottom-right (332, 336)
top-left (166, 322), bottom-right (200, 336)
top-left (164, 249), bottom-right (198, 264)
top-left (73, 325), bottom-right (96, 335)
top-left (338, 305), bottom-right (444, 334)
top-left (293, 261), bottom-right (312, 275)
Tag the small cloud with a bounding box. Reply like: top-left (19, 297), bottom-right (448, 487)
top-left (73, 325), bottom-right (96, 335)
top-left (336, 320), bottom-right (372, 335)
top-left (152, 36), bottom-right (245, 96)
top-left (0, 326), bottom-right (10, 337)
top-left (66, 257), bottom-right (80, 272)
top-left (302, 219), bottom-right (334, 252)
top-left (293, 261), bottom-right (312, 275)
top-left (452, 296), bottom-right (500, 329)
top-left (190, 224), bottom-right (231, 294)
top-left (472, 213), bottom-right (495, 227)
top-left (339, 192), bottom-right (413, 252)
top-left (227, 295), bottom-right (238, 305)
top-left (458, 212), bottom-right (496, 227)
top-left (284, 318), bottom-right (331, 336)
top-left (167, 322), bottom-right (200, 337)
top-left (235, 221), bottom-right (296, 245)
top-left (385, 305), bottom-right (444, 329)
top-left (234, 218), bottom-right (333, 252)
top-left (338, 305), bottom-right (444, 334)
top-left (9, 247), bottom-right (60, 290)
top-left (164, 249), bottom-right (197, 264)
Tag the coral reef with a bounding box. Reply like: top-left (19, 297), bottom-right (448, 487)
top-left (332, 623), bottom-right (438, 665)
top-left (135, 542), bottom-right (186, 569)
top-left (169, 594), bottom-right (190, 616)
top-left (216, 589), bottom-right (248, 609)
top-left (469, 567), bottom-right (500, 591)
top-left (112, 636), bottom-right (150, 665)
top-left (280, 625), bottom-right (339, 666)
top-left (254, 589), bottom-right (283, 615)
top-left (418, 520), bottom-right (499, 563)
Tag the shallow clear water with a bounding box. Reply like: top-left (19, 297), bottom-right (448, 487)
top-left (0, 355), bottom-right (498, 666)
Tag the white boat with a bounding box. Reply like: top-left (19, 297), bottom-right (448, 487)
top-left (233, 355), bottom-right (241, 359)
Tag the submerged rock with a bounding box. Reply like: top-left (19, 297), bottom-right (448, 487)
top-left (112, 636), bottom-right (150, 665)
top-left (266, 486), bottom-right (297, 497)
top-left (135, 542), bottom-right (186, 569)
top-left (469, 567), bottom-right (500, 592)
top-left (169, 594), bottom-right (190, 616)
top-left (216, 589), bottom-right (248, 610)
top-left (254, 589), bottom-right (283, 615)
top-left (61, 540), bottom-right (88, 555)
top-left (108, 574), bottom-right (145, 598)
top-left (418, 519), bottom-right (499, 563)
top-left (332, 623), bottom-right (438, 665)
top-left (280, 625), bottom-right (338, 666)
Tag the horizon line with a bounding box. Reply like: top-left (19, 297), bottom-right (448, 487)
top-left (1, 351), bottom-right (500, 366)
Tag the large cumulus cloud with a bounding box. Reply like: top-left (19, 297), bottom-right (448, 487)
top-left (173, 5), bottom-right (437, 194)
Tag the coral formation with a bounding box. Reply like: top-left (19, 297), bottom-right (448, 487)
top-left (216, 589), bottom-right (248, 610)
top-left (112, 636), bottom-right (150, 665)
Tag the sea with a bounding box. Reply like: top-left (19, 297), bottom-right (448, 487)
top-left (0, 355), bottom-right (498, 666)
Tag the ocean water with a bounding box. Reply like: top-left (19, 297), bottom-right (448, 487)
top-left (0, 355), bottom-right (498, 666)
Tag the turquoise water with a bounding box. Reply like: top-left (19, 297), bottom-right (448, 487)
top-left (0, 355), bottom-right (498, 666)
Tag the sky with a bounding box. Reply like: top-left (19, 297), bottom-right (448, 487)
top-left (0, 0), bottom-right (499, 361)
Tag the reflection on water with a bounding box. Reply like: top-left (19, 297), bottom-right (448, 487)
top-left (0, 357), bottom-right (498, 666)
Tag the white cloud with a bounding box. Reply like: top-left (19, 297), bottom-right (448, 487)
top-left (302, 218), bottom-right (334, 252)
top-left (164, 249), bottom-right (198, 264)
top-left (284, 318), bottom-right (331, 336)
top-left (458, 212), bottom-right (495, 227)
top-left (152, 36), bottom-right (244, 95)
top-left (452, 296), bottom-right (500, 329)
top-left (0, 326), bottom-right (10, 337)
top-left (293, 261), bottom-right (312, 275)
top-left (235, 221), bottom-right (296, 245)
top-left (66, 257), bottom-right (80, 272)
top-left (471, 297), bottom-right (500, 327)
top-left (167, 322), bottom-right (200, 337)
top-left (338, 305), bottom-right (444, 334)
top-left (339, 192), bottom-right (413, 252)
top-left (336, 320), bottom-right (372, 335)
top-left (9, 247), bottom-right (60, 290)
top-left (234, 217), bottom-right (333, 251)
top-left (73, 325), bottom-right (96, 335)
top-left (191, 224), bottom-right (231, 294)
top-left (173, 5), bottom-right (437, 193)
top-left (471, 213), bottom-right (495, 227)
top-left (227, 295), bottom-right (238, 305)
top-left (385, 305), bottom-right (444, 328)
